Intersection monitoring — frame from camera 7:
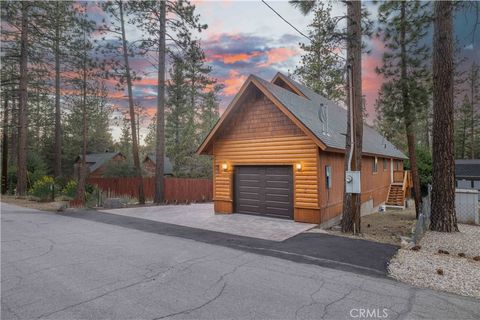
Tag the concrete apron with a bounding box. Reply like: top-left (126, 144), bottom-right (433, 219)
top-left (100, 203), bottom-right (316, 242)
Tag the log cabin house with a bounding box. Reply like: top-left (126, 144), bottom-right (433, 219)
top-left (74, 151), bottom-right (126, 179)
top-left (197, 73), bottom-right (411, 225)
top-left (143, 154), bottom-right (174, 176)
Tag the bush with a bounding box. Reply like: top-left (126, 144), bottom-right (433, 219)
top-left (29, 176), bottom-right (56, 201)
top-left (104, 161), bottom-right (138, 177)
top-left (61, 180), bottom-right (77, 199)
top-left (27, 152), bottom-right (47, 188)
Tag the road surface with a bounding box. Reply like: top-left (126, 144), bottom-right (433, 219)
top-left (2, 203), bottom-right (479, 319)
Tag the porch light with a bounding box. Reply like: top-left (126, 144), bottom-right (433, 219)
top-left (295, 163), bottom-right (302, 172)
top-left (221, 163), bottom-right (228, 172)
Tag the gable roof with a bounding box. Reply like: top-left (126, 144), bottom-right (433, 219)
top-left (76, 152), bottom-right (124, 173)
top-left (455, 159), bottom-right (480, 178)
top-left (197, 73), bottom-right (407, 159)
top-left (143, 154), bottom-right (174, 175)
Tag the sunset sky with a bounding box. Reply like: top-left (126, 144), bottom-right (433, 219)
top-left (105, 0), bottom-right (479, 141)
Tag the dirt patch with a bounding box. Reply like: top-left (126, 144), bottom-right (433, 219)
top-left (316, 207), bottom-right (417, 245)
top-left (1, 195), bottom-right (66, 212)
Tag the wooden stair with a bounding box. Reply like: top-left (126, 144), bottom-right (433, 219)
top-left (386, 184), bottom-right (404, 206)
top-left (385, 170), bottom-right (412, 208)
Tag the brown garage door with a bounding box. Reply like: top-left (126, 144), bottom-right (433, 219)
top-left (234, 166), bottom-right (293, 219)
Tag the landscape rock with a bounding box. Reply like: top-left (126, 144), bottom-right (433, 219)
top-left (103, 198), bottom-right (125, 209)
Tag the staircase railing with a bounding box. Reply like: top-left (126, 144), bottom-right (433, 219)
top-left (402, 170), bottom-right (411, 200)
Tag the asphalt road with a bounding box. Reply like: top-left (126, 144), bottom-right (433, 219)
top-left (2, 203), bottom-right (479, 320)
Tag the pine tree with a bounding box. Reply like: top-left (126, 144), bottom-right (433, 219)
top-left (292, 2), bottom-right (345, 102)
top-left (101, 0), bottom-right (145, 203)
top-left (376, 0), bottom-right (431, 218)
top-left (430, 0), bottom-right (458, 232)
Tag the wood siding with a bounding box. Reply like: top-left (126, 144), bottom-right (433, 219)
top-left (212, 92), bottom-right (319, 217)
top-left (318, 151), bottom-right (394, 223)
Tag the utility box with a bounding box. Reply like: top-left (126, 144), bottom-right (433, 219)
top-left (345, 171), bottom-right (361, 194)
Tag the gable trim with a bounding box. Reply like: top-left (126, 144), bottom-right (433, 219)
top-left (271, 73), bottom-right (309, 99)
top-left (196, 76), bottom-right (326, 155)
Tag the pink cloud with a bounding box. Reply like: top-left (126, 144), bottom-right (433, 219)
top-left (222, 70), bottom-right (247, 95)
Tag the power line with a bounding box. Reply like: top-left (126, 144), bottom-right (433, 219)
top-left (261, 0), bottom-right (311, 41)
top-left (261, 0), bottom-right (347, 62)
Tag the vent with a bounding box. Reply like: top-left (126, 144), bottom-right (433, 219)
top-left (318, 103), bottom-right (330, 136)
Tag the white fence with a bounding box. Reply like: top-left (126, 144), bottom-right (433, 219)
top-left (413, 186), bottom-right (479, 243)
top-left (455, 189), bottom-right (479, 224)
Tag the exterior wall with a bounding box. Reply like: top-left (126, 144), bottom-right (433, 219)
top-left (212, 92), bottom-right (320, 223)
top-left (318, 151), bottom-right (395, 224)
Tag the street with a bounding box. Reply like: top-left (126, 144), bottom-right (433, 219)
top-left (2, 202), bottom-right (479, 320)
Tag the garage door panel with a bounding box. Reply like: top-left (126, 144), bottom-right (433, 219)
top-left (234, 165), bottom-right (293, 219)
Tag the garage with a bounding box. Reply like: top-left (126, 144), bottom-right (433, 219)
top-left (234, 166), bottom-right (293, 219)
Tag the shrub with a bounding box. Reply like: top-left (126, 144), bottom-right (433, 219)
top-left (29, 176), bottom-right (56, 201)
top-left (27, 152), bottom-right (47, 188)
top-left (61, 180), bottom-right (78, 199)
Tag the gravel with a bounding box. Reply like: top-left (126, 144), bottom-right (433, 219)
top-left (389, 224), bottom-right (480, 299)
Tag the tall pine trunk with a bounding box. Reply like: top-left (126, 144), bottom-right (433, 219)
top-left (1, 95), bottom-right (9, 194)
top-left (471, 70), bottom-right (476, 159)
top-left (75, 27), bottom-right (88, 205)
top-left (154, 0), bottom-right (166, 204)
top-left (16, 1), bottom-right (29, 197)
top-left (400, 2), bottom-right (422, 217)
top-left (341, 0), bottom-right (362, 234)
top-left (54, 2), bottom-right (62, 178)
top-left (430, 1), bottom-right (458, 232)
top-left (119, 2), bottom-right (145, 204)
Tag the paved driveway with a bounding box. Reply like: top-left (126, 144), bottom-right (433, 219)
top-left (2, 202), bottom-right (480, 320)
top-left (101, 203), bottom-right (316, 241)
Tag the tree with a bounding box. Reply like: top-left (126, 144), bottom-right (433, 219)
top-left (341, 1), bottom-right (363, 234)
top-left (467, 63), bottom-right (480, 158)
top-left (375, 1), bottom-right (431, 218)
top-left (430, 1), bottom-right (458, 232)
top-left (101, 0), bottom-right (145, 204)
top-left (130, 0), bottom-right (206, 202)
top-left (292, 1), bottom-right (345, 102)
top-left (16, 1), bottom-right (30, 196)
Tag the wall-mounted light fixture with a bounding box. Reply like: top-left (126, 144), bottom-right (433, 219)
top-left (295, 163), bottom-right (302, 172)
top-left (221, 163), bottom-right (228, 172)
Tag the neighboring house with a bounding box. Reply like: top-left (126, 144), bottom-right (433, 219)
top-left (143, 154), bottom-right (174, 176)
top-left (455, 159), bottom-right (480, 199)
top-left (197, 72), bottom-right (409, 225)
top-left (74, 152), bottom-right (126, 179)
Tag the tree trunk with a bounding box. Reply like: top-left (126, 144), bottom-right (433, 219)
top-left (470, 68), bottom-right (476, 159)
top-left (9, 96), bottom-right (17, 167)
top-left (54, 2), bottom-right (62, 178)
top-left (400, 2), bottom-right (422, 217)
top-left (154, 0), bottom-right (166, 204)
top-left (16, 1), bottom-right (29, 197)
top-left (430, 1), bottom-right (458, 232)
top-left (75, 25), bottom-right (88, 205)
top-left (2, 95), bottom-right (9, 194)
top-left (341, 0), bottom-right (362, 234)
top-left (119, 2), bottom-right (145, 204)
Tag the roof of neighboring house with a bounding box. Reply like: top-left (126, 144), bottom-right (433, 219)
top-left (455, 159), bottom-right (480, 178)
top-left (144, 154), bottom-right (174, 175)
top-left (197, 72), bottom-right (407, 160)
top-left (76, 152), bottom-right (124, 173)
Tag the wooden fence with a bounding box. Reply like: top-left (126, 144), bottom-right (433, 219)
top-left (86, 177), bottom-right (213, 203)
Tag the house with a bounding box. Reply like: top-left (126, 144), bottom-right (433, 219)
top-left (455, 159), bottom-right (480, 199)
top-left (197, 72), bottom-right (410, 225)
top-left (143, 154), bottom-right (174, 176)
top-left (74, 152), bottom-right (126, 179)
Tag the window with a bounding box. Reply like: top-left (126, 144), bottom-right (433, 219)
top-left (372, 157), bottom-right (378, 173)
top-left (383, 158), bottom-right (388, 171)
top-left (325, 165), bottom-right (332, 189)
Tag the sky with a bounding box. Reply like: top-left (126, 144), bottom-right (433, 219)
top-left (105, 0), bottom-right (480, 142)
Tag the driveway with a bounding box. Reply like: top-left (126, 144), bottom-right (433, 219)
top-left (2, 202), bottom-right (480, 320)
top-left (101, 203), bottom-right (315, 241)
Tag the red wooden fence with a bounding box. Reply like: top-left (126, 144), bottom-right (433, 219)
top-left (86, 177), bottom-right (213, 202)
